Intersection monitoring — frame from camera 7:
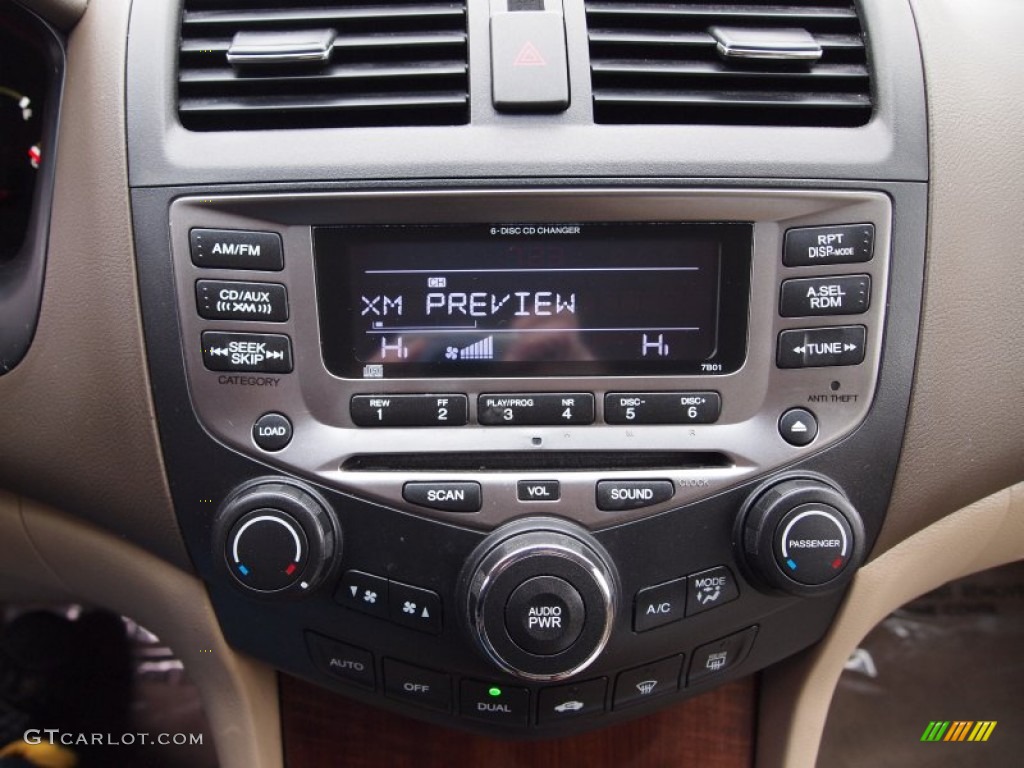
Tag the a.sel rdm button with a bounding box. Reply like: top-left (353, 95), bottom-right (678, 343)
top-left (780, 275), bottom-right (870, 317)
top-left (189, 228), bottom-right (284, 271)
top-left (351, 394), bottom-right (468, 427)
top-left (202, 331), bottom-right (292, 373)
top-left (783, 224), bottom-right (874, 267)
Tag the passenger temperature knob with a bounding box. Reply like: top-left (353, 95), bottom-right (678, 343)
top-left (739, 477), bottom-right (865, 597)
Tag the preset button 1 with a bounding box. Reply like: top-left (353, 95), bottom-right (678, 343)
top-left (350, 394), bottom-right (468, 427)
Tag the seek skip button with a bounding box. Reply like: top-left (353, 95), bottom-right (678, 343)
top-left (403, 482), bottom-right (481, 513)
top-left (597, 480), bottom-right (675, 512)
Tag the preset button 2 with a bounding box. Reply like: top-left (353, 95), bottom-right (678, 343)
top-left (350, 394), bottom-right (468, 427)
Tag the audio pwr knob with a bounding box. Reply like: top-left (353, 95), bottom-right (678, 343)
top-left (739, 478), bottom-right (865, 597)
top-left (462, 518), bottom-right (618, 682)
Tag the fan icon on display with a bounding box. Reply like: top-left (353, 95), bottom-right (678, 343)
top-left (445, 347), bottom-right (459, 360)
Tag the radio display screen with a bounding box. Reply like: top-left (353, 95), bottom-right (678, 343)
top-left (313, 223), bottom-right (751, 379)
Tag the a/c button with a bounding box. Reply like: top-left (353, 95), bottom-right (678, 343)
top-left (634, 577), bottom-right (687, 632)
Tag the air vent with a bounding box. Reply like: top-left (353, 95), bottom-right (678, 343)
top-left (585, 0), bottom-right (872, 126)
top-left (178, 0), bottom-right (469, 131)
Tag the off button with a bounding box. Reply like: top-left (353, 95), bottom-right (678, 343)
top-left (505, 576), bottom-right (585, 656)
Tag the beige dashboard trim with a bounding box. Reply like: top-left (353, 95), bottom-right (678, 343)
top-left (0, 0), bottom-right (189, 569)
top-left (9, 494), bottom-right (283, 768)
top-left (877, 0), bottom-right (1024, 556)
top-left (757, 482), bottom-right (1024, 767)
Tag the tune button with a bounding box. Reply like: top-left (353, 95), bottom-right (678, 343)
top-left (505, 576), bottom-right (585, 656)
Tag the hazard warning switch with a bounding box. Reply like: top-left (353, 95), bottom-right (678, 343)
top-left (490, 3), bottom-right (569, 112)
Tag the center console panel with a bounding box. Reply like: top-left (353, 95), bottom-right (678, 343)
top-left (132, 183), bottom-right (926, 737)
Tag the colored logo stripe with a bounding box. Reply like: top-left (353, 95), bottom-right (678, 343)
top-left (921, 720), bottom-right (996, 742)
top-left (969, 721), bottom-right (997, 742)
top-left (944, 721), bottom-right (972, 741)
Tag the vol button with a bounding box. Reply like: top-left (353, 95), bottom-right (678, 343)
top-left (505, 576), bottom-right (585, 656)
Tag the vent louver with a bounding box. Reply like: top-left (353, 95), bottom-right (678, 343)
top-left (585, 0), bottom-right (872, 126)
top-left (178, 0), bottom-right (469, 131)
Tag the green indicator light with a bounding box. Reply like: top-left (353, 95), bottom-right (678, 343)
top-left (488, 687), bottom-right (502, 697)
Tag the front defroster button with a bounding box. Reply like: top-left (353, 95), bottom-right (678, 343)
top-left (613, 655), bottom-right (683, 709)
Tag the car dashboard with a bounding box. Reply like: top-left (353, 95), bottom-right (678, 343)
top-left (0, 0), bottom-right (1022, 766)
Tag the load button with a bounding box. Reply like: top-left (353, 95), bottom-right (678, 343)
top-left (596, 480), bottom-right (675, 512)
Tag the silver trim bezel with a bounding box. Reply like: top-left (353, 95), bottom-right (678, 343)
top-left (169, 189), bottom-right (892, 530)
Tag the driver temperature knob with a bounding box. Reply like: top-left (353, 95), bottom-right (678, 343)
top-left (739, 477), bottom-right (866, 597)
top-left (461, 518), bottom-right (617, 682)
top-left (214, 480), bottom-right (339, 598)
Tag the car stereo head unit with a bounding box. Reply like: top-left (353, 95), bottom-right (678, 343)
top-left (313, 222), bottom-right (751, 379)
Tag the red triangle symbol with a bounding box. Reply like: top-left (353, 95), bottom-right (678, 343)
top-left (514, 41), bottom-right (547, 67)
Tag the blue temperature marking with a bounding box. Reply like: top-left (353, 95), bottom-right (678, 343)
top-left (786, 559), bottom-right (798, 571)
top-left (238, 563), bottom-right (250, 576)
